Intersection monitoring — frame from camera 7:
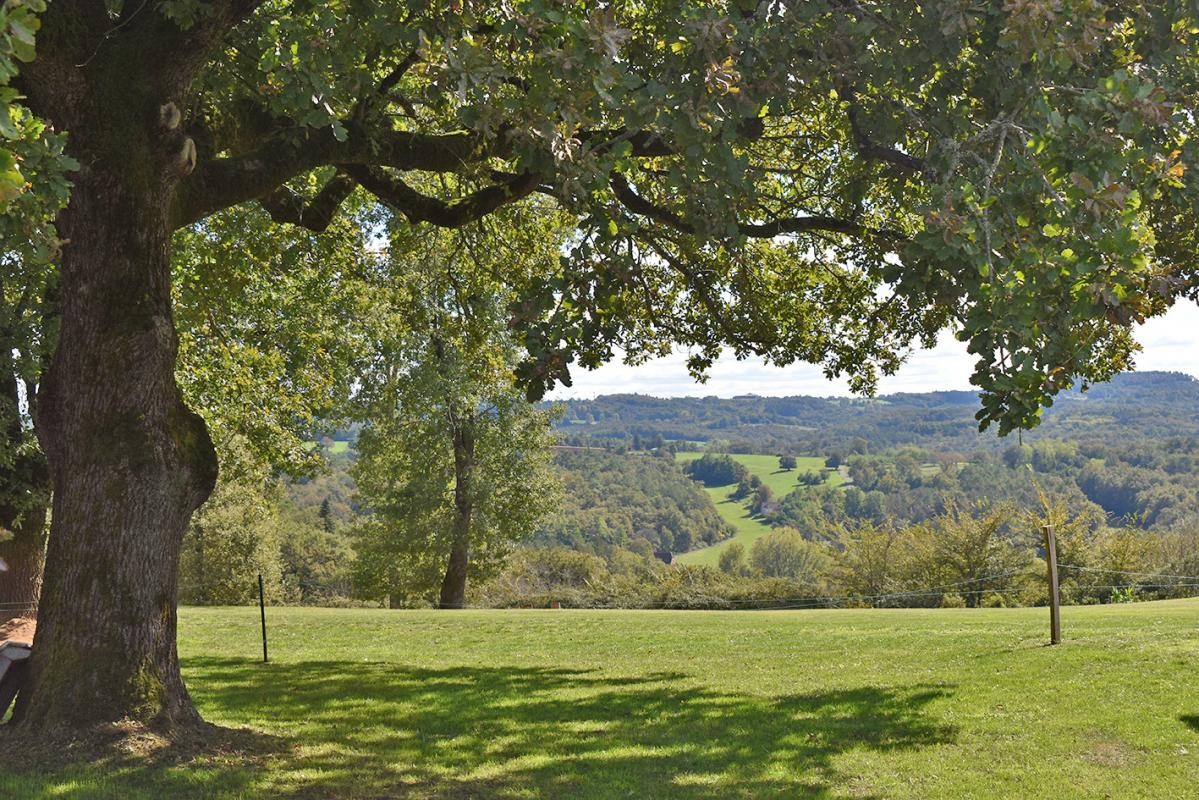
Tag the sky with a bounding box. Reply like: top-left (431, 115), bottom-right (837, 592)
top-left (547, 300), bottom-right (1199, 400)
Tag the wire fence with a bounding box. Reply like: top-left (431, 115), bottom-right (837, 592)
top-left (1057, 564), bottom-right (1199, 582)
top-left (459, 562), bottom-right (1199, 612)
top-left (5, 564), bottom-right (1199, 617)
top-left (0, 602), bottom-right (37, 612)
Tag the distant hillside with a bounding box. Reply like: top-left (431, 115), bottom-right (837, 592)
top-left (553, 371), bottom-right (1199, 452)
top-left (531, 449), bottom-right (734, 555)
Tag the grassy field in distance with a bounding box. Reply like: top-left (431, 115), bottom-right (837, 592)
top-left (675, 451), bottom-right (842, 496)
top-left (4, 602), bottom-right (1197, 798)
top-left (678, 483), bottom-right (775, 567)
top-left (304, 439), bottom-right (351, 454)
top-left (674, 451), bottom-right (841, 566)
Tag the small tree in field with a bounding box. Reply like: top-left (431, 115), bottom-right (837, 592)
top-left (779, 455), bottom-right (798, 471)
top-left (750, 484), bottom-right (777, 517)
top-left (798, 470), bottom-right (825, 487)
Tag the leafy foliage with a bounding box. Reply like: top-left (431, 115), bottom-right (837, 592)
top-left (179, 455), bottom-right (289, 605)
top-left (0, 0), bottom-right (46, 205)
top-left (173, 199), bottom-right (387, 478)
top-left (749, 527), bottom-right (829, 582)
top-left (536, 449), bottom-right (733, 555)
top-left (19, 0), bottom-right (1191, 434)
top-left (683, 452), bottom-right (749, 487)
top-left (350, 220), bottom-right (561, 605)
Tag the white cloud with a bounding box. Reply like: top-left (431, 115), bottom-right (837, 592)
top-left (1131, 300), bottom-right (1199, 373)
top-left (548, 301), bottom-right (1199, 400)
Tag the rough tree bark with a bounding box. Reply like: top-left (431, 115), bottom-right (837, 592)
top-left (11, 22), bottom-right (219, 732)
top-left (5, 0), bottom-right (530, 734)
top-left (438, 419), bottom-right (475, 609)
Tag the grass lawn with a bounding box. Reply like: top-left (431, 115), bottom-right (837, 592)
top-left (674, 452), bottom-right (841, 567)
top-left (4, 602), bottom-right (1197, 798)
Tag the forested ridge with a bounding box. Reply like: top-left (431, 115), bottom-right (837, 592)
top-left (554, 371), bottom-right (1199, 452)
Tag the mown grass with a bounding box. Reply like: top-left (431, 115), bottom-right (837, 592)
top-left (674, 452), bottom-right (840, 566)
top-left (4, 602), bottom-right (1197, 798)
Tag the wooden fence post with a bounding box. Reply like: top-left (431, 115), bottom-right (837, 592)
top-left (1043, 524), bottom-right (1061, 645)
top-left (259, 573), bottom-right (269, 663)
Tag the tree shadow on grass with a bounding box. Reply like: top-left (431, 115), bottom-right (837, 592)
top-left (1181, 714), bottom-right (1199, 733)
top-left (180, 658), bottom-right (955, 799)
top-left (3, 659), bottom-right (955, 799)
top-left (0, 717), bottom-right (287, 799)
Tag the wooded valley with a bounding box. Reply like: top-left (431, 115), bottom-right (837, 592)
top-left (174, 370), bottom-right (1199, 611)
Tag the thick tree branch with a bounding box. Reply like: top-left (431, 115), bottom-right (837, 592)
top-left (610, 172), bottom-right (893, 240)
top-left (173, 127), bottom-right (495, 228)
top-left (258, 172), bottom-right (357, 232)
top-left (343, 166), bottom-right (540, 228)
top-left (609, 172), bottom-right (696, 231)
top-left (173, 99), bottom-right (758, 229)
top-left (580, 117), bottom-right (763, 159)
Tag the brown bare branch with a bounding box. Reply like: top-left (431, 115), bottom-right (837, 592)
top-left (344, 166), bottom-right (540, 228)
top-left (610, 172), bottom-right (896, 240)
top-left (173, 127), bottom-right (494, 228)
top-left (839, 86), bottom-right (926, 174)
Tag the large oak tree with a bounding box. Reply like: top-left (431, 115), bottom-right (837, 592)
top-left (4, 0), bottom-right (1198, 737)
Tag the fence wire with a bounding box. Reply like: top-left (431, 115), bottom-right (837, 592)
top-left (440, 563), bottom-right (1199, 611)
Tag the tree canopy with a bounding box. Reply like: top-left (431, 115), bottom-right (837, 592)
top-left (351, 219), bottom-right (561, 607)
top-left (15, 1), bottom-right (1198, 430)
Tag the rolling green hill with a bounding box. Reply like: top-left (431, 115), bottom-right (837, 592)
top-left (677, 452), bottom-right (842, 496)
top-left (679, 484), bottom-right (774, 566)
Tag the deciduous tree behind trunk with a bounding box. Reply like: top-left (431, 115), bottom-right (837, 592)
top-left (437, 420), bottom-right (475, 609)
top-left (0, 370), bottom-right (49, 610)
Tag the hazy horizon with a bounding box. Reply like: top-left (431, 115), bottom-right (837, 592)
top-left (548, 300), bottom-right (1199, 401)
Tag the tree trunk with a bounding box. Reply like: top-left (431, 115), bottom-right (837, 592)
top-left (0, 511), bottom-right (48, 611)
top-left (438, 420), bottom-right (475, 609)
top-left (11, 50), bottom-right (218, 731)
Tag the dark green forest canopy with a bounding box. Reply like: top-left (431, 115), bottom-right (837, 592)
top-left (11, 0), bottom-right (1199, 434)
top-left (295, 371), bottom-right (1199, 565)
top-left (554, 371), bottom-right (1199, 451)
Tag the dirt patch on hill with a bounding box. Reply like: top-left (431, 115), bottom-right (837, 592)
top-left (0, 612), bottom-right (36, 644)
